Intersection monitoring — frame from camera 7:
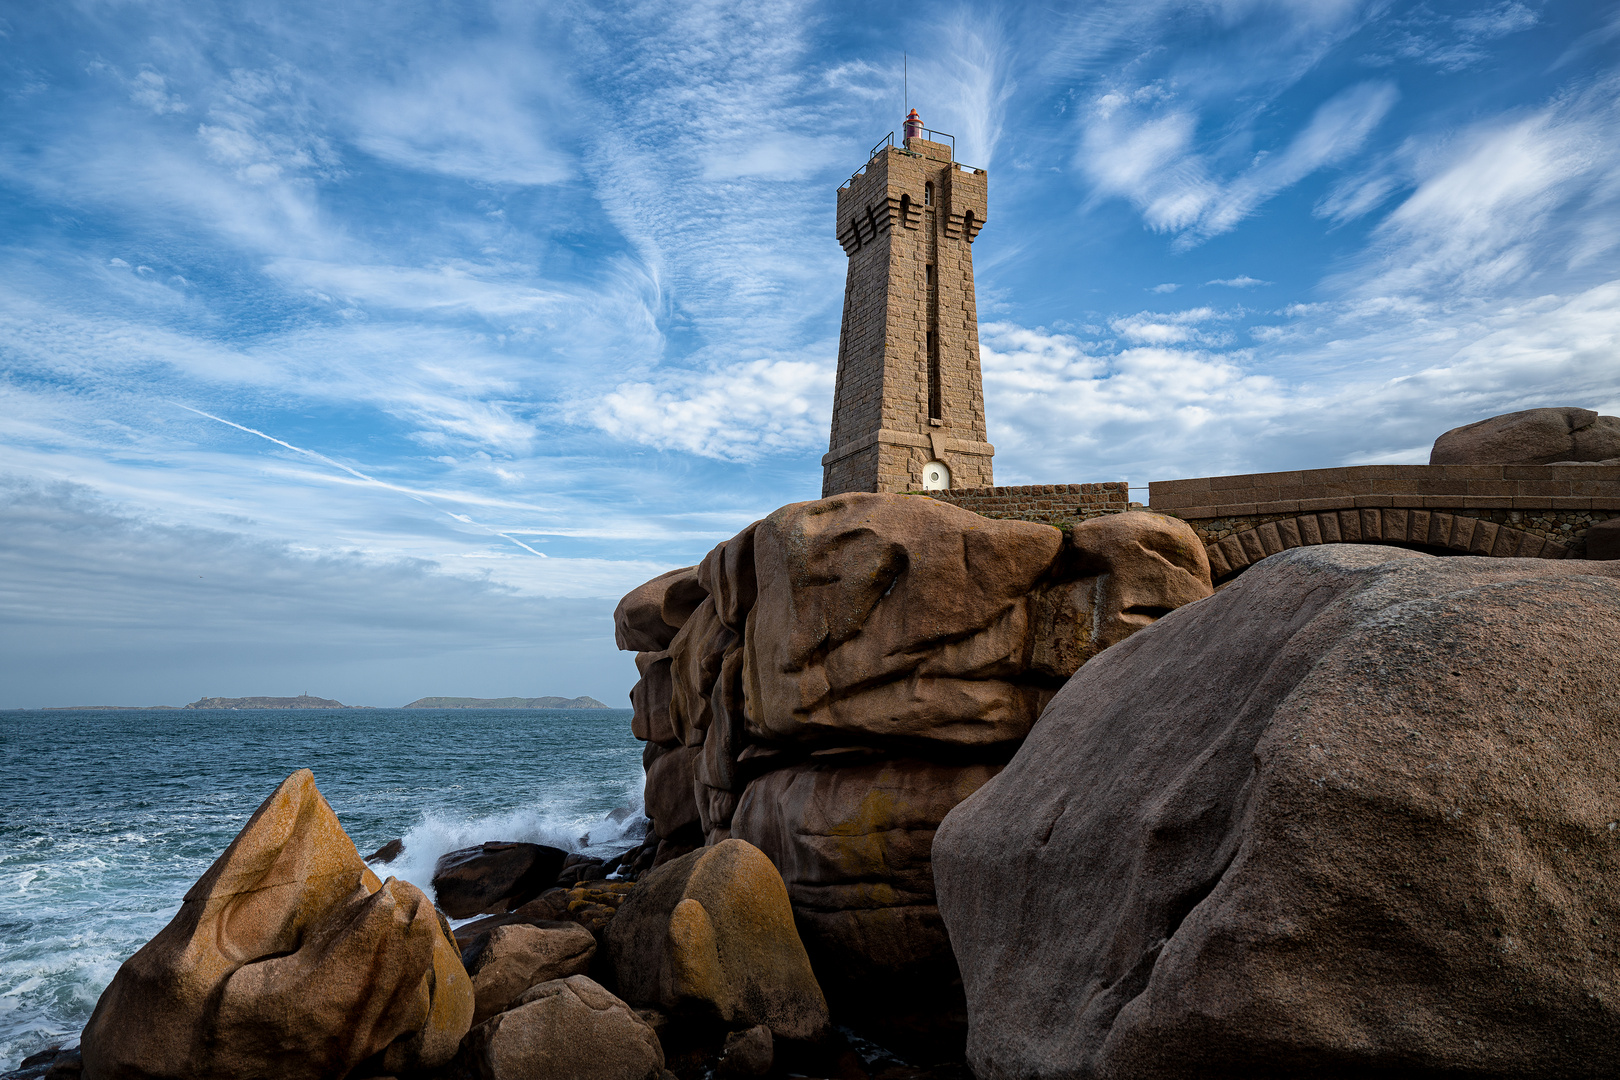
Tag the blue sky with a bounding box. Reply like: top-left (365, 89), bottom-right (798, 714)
top-left (2, 0), bottom-right (1617, 707)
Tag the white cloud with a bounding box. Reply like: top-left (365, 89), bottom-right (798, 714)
top-left (1081, 80), bottom-right (1397, 245)
top-left (1080, 107), bottom-right (1209, 232)
top-left (129, 70), bottom-right (186, 115)
top-left (1386, 1), bottom-right (1541, 72)
top-left (1150, 282), bottom-right (1180, 293)
top-left (1207, 276), bottom-right (1271, 287)
top-left (980, 320), bottom-right (1291, 480)
top-left (591, 355), bottom-right (832, 461)
top-left (979, 278), bottom-right (1620, 485)
top-left (1348, 78), bottom-right (1620, 297)
top-left (349, 48), bottom-right (572, 185)
top-left (1110, 306), bottom-right (1236, 346)
top-left (913, 10), bottom-right (1017, 170)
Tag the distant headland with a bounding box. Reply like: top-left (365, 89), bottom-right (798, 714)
top-left (42, 705), bottom-right (181, 711)
top-left (185, 695), bottom-right (365, 710)
top-left (31, 693), bottom-right (611, 710)
top-left (401, 696), bottom-right (608, 709)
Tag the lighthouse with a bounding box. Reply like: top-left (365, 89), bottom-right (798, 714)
top-left (822, 111), bottom-right (993, 496)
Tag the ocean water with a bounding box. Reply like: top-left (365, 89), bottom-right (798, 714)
top-left (0, 707), bottom-right (645, 1065)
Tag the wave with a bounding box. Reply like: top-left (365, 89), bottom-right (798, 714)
top-left (372, 776), bottom-right (649, 899)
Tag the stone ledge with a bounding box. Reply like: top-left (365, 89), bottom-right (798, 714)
top-left (1149, 464), bottom-right (1620, 510)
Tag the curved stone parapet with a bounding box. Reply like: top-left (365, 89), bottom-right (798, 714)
top-left (1206, 508), bottom-right (1567, 580)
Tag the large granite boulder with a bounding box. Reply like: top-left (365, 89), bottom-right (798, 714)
top-left (934, 545), bottom-right (1620, 1079)
top-left (731, 756), bottom-right (1001, 1042)
top-left (1586, 518), bottom-right (1620, 560)
top-left (467, 922), bottom-right (597, 1025)
top-left (605, 839), bottom-right (829, 1041)
top-left (462, 975), bottom-right (664, 1080)
top-left (80, 769), bottom-right (473, 1080)
top-left (432, 841), bottom-right (569, 918)
top-left (615, 494), bottom-right (1215, 1039)
top-left (668, 596), bottom-right (735, 748)
top-left (741, 495), bottom-right (1211, 749)
top-left (1430, 406), bottom-right (1620, 465)
top-left (630, 649), bottom-right (677, 745)
top-left (644, 743), bottom-right (702, 840)
top-left (615, 565), bottom-right (705, 652)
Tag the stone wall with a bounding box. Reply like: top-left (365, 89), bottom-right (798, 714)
top-left (1148, 463), bottom-right (1620, 519)
top-left (1184, 508), bottom-right (1616, 558)
top-left (923, 482), bottom-right (1130, 525)
top-left (1148, 464), bottom-right (1620, 575)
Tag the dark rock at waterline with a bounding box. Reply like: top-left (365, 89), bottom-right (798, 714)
top-left (555, 856), bottom-right (607, 886)
top-left (432, 841), bottom-right (569, 919)
top-left (934, 545), bottom-right (1620, 1079)
top-left (366, 838), bottom-right (404, 864)
top-left (1, 1045), bottom-right (79, 1080)
top-left (716, 1025), bottom-right (773, 1078)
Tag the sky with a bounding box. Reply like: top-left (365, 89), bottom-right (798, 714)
top-left (2, 0), bottom-right (1618, 708)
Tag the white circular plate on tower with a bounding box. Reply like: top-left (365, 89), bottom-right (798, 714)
top-left (922, 460), bottom-right (951, 490)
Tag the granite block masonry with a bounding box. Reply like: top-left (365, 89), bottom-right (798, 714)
top-left (823, 113), bottom-right (994, 496)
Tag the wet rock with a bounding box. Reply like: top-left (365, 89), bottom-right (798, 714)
top-left (40, 1050), bottom-right (79, 1079)
top-left (3, 1046), bottom-right (78, 1080)
top-left (455, 903), bottom-right (572, 956)
top-left (935, 545), bottom-right (1620, 1079)
top-left (365, 838), bottom-right (404, 864)
top-left (1430, 406), bottom-right (1620, 465)
top-left (731, 758), bottom-right (1001, 1045)
top-left (80, 769), bottom-right (472, 1080)
top-left (462, 975), bottom-right (664, 1080)
top-left (606, 839), bottom-right (829, 1041)
top-left (432, 841), bottom-right (570, 919)
top-left (716, 1025), bottom-right (773, 1078)
top-left (616, 565), bottom-right (706, 653)
top-left (468, 922), bottom-right (597, 1025)
top-left (555, 853), bottom-right (608, 887)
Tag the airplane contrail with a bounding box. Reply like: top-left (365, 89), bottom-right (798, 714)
top-left (175, 403), bottom-right (549, 558)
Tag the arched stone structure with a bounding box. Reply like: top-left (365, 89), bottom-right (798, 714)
top-left (1206, 508), bottom-right (1568, 581)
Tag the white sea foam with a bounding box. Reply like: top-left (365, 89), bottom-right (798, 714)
top-left (372, 784), bottom-right (649, 899)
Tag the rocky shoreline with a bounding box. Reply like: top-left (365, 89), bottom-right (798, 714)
top-left (12, 411), bottom-right (1620, 1079)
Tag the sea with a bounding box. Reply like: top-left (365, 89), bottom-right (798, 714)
top-left (0, 707), bottom-right (646, 1066)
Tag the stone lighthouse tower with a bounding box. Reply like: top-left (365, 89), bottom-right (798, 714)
top-left (821, 109), bottom-right (994, 496)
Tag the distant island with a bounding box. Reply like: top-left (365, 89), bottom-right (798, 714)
top-left (401, 696), bottom-right (608, 709)
top-left (42, 705), bottom-right (180, 711)
top-left (185, 695), bottom-right (368, 710)
top-left (33, 694), bottom-right (609, 711)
